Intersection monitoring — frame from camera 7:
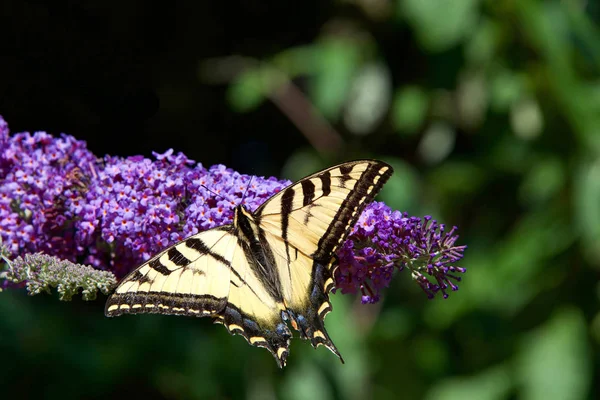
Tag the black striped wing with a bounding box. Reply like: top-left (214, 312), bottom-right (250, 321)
top-left (254, 160), bottom-right (393, 356)
top-left (105, 226), bottom-right (293, 367)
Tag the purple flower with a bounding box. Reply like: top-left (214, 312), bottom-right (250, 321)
top-left (0, 115), bottom-right (466, 301)
top-left (336, 206), bottom-right (467, 300)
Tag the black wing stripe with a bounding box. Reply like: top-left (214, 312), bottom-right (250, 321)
top-left (149, 258), bottom-right (172, 276)
top-left (168, 247), bottom-right (191, 266)
top-left (131, 270), bottom-right (153, 285)
top-left (319, 171), bottom-right (331, 196)
top-left (280, 187), bottom-right (294, 264)
top-left (184, 237), bottom-right (245, 283)
top-left (339, 164), bottom-right (353, 175)
top-left (314, 162), bottom-right (392, 261)
top-left (280, 188), bottom-right (294, 243)
top-left (237, 236), bottom-right (282, 301)
top-left (301, 179), bottom-right (316, 207)
top-left (338, 164), bottom-right (353, 188)
top-left (106, 292), bottom-right (227, 317)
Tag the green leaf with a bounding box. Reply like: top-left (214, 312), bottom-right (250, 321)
top-left (227, 68), bottom-right (267, 112)
top-left (272, 45), bottom-right (316, 77)
top-left (398, 0), bottom-right (482, 52)
top-left (324, 296), bottom-right (371, 400)
top-left (488, 134), bottom-right (531, 174)
top-left (490, 68), bottom-right (527, 113)
top-left (227, 66), bottom-right (285, 113)
top-left (516, 308), bottom-right (591, 400)
top-left (514, 0), bottom-right (600, 153)
top-left (392, 86), bottom-right (429, 135)
top-left (427, 161), bottom-right (486, 196)
top-left (425, 364), bottom-right (512, 400)
top-left (574, 159), bottom-right (600, 267)
top-left (282, 362), bottom-right (334, 400)
top-left (310, 38), bottom-right (362, 120)
top-left (464, 18), bottom-right (501, 65)
top-left (412, 335), bottom-right (449, 375)
top-left (518, 156), bottom-right (565, 205)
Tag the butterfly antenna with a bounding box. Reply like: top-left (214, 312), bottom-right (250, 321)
top-left (241, 176), bottom-right (254, 206)
top-left (200, 184), bottom-right (225, 201)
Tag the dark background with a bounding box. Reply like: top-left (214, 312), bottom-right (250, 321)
top-left (1, 1), bottom-right (600, 399)
top-left (2, 1), bottom-right (341, 173)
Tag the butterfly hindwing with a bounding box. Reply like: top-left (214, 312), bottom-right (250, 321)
top-left (260, 229), bottom-right (341, 357)
top-left (215, 235), bottom-right (292, 367)
top-left (255, 160), bottom-right (393, 356)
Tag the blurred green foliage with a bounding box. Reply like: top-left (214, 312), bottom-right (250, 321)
top-left (2, 0), bottom-right (600, 399)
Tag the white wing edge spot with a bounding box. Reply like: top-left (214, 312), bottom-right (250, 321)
top-left (318, 302), bottom-right (330, 315)
top-left (250, 336), bottom-right (267, 344)
top-left (313, 330), bottom-right (326, 340)
top-left (277, 347), bottom-right (287, 358)
top-left (228, 324), bottom-right (244, 333)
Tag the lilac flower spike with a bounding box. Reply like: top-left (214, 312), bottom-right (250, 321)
top-left (0, 115), bottom-right (466, 301)
top-left (335, 203), bottom-right (466, 301)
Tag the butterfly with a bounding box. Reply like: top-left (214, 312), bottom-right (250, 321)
top-left (105, 160), bottom-right (393, 367)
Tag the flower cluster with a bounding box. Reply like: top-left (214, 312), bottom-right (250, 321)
top-left (1, 250), bottom-right (116, 300)
top-left (335, 203), bottom-right (467, 302)
top-left (0, 116), bottom-right (290, 281)
top-left (0, 115), bottom-right (466, 301)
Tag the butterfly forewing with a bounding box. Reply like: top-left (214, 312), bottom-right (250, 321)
top-left (255, 160), bottom-right (392, 263)
top-left (106, 225), bottom-right (293, 366)
top-left (105, 227), bottom-right (234, 316)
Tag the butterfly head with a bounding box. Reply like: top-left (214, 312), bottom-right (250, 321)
top-left (232, 204), bottom-right (258, 234)
top-left (233, 204), bottom-right (250, 220)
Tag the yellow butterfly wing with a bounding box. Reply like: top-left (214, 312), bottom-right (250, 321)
top-left (254, 160), bottom-right (393, 356)
top-left (105, 226), bottom-right (292, 367)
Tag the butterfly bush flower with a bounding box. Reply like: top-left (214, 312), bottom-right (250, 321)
top-left (335, 204), bottom-right (466, 301)
top-left (0, 115), bottom-right (466, 301)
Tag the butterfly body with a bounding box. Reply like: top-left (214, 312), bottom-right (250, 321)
top-left (105, 160), bottom-right (393, 367)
